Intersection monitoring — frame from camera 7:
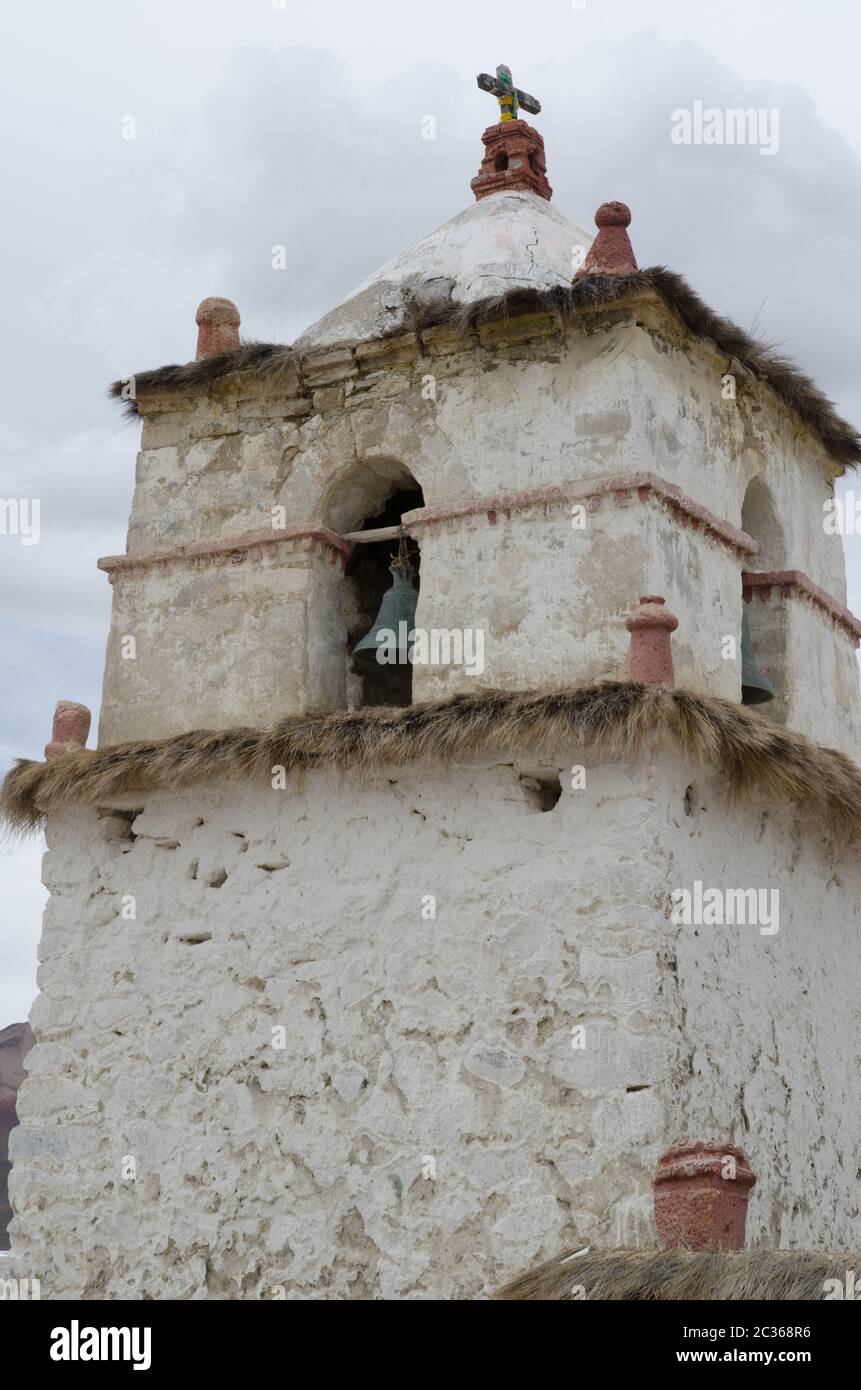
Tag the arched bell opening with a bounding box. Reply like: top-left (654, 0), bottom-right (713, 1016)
top-left (740, 476), bottom-right (787, 714)
top-left (321, 460), bottom-right (424, 709)
top-left (346, 489), bottom-right (422, 707)
top-left (742, 475), bottom-right (786, 571)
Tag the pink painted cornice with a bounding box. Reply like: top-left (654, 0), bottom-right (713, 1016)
top-left (403, 471), bottom-right (758, 558)
top-left (743, 569), bottom-right (861, 644)
top-left (98, 524), bottom-right (352, 583)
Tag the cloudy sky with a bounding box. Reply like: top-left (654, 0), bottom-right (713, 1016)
top-left (2, 0), bottom-right (861, 1022)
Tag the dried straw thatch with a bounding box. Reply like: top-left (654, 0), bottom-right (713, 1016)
top-left (109, 269), bottom-right (861, 467)
top-left (494, 1246), bottom-right (860, 1300)
top-left (110, 341), bottom-right (298, 418)
top-left (3, 681), bottom-right (861, 837)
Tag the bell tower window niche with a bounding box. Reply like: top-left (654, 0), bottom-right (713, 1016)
top-left (740, 476), bottom-right (787, 714)
top-left (323, 462), bottom-right (423, 709)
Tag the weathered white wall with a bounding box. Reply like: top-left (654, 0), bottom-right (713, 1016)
top-left (745, 589), bottom-right (861, 763)
top-left (127, 311), bottom-right (842, 571)
top-left (411, 497), bottom-right (741, 703)
top-left (99, 541), bottom-right (347, 745)
top-left (10, 743), bottom-right (861, 1298)
top-left (99, 302), bottom-right (857, 756)
top-left (660, 758), bottom-right (861, 1250)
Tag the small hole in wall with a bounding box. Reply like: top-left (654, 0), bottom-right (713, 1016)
top-left (683, 784), bottom-right (695, 816)
top-left (519, 773), bottom-right (562, 812)
top-left (96, 806), bottom-right (141, 840)
top-left (206, 868), bottom-right (228, 889)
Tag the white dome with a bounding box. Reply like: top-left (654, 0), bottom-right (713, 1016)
top-left (296, 190), bottom-right (593, 351)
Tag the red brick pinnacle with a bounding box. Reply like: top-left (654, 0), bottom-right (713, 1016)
top-left (471, 121), bottom-right (552, 201)
top-left (623, 595), bottom-right (679, 686)
top-left (195, 297), bottom-right (241, 359)
top-left (45, 701), bottom-right (91, 759)
top-left (574, 201), bottom-right (638, 278)
top-left (653, 1142), bottom-right (757, 1252)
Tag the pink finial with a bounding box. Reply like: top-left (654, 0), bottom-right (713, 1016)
top-left (195, 297), bottom-right (241, 359)
top-left (623, 595), bottom-right (678, 686)
top-left (574, 201), bottom-right (638, 279)
top-left (653, 1142), bottom-right (757, 1252)
top-left (44, 701), bottom-right (91, 759)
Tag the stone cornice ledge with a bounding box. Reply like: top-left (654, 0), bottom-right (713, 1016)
top-left (403, 472), bottom-right (758, 558)
top-left (98, 525), bottom-right (352, 582)
top-left (743, 569), bottom-right (861, 644)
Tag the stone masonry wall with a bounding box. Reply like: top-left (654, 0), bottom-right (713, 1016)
top-left (9, 741), bottom-right (861, 1297)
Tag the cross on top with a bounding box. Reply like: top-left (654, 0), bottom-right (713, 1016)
top-left (476, 64), bottom-right (541, 123)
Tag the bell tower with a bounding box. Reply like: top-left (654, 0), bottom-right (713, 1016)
top-left (6, 68), bottom-right (861, 1301)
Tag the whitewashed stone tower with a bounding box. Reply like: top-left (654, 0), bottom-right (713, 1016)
top-left (6, 76), bottom-right (861, 1299)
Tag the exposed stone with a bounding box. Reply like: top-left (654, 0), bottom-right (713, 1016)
top-left (301, 348), bottom-right (358, 388)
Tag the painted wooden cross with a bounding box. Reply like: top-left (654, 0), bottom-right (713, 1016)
top-left (476, 64), bottom-right (541, 123)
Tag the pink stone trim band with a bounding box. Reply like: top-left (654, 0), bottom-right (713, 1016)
top-left (743, 569), bottom-right (861, 644)
top-left (98, 525), bottom-right (352, 583)
top-left (403, 472), bottom-right (758, 558)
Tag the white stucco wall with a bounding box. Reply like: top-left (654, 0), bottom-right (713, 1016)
top-left (9, 741), bottom-right (861, 1298)
top-left (411, 495), bottom-right (741, 703)
top-left (745, 588), bottom-right (861, 763)
top-left (99, 540), bottom-right (347, 746)
top-left (663, 761), bottom-right (861, 1250)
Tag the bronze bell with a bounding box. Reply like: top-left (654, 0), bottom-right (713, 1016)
top-left (351, 558), bottom-right (419, 677)
top-left (741, 608), bottom-right (775, 705)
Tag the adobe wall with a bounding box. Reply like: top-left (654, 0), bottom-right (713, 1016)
top-left (9, 741), bottom-right (861, 1298)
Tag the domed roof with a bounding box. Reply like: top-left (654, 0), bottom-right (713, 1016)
top-left (296, 190), bottom-right (593, 351)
